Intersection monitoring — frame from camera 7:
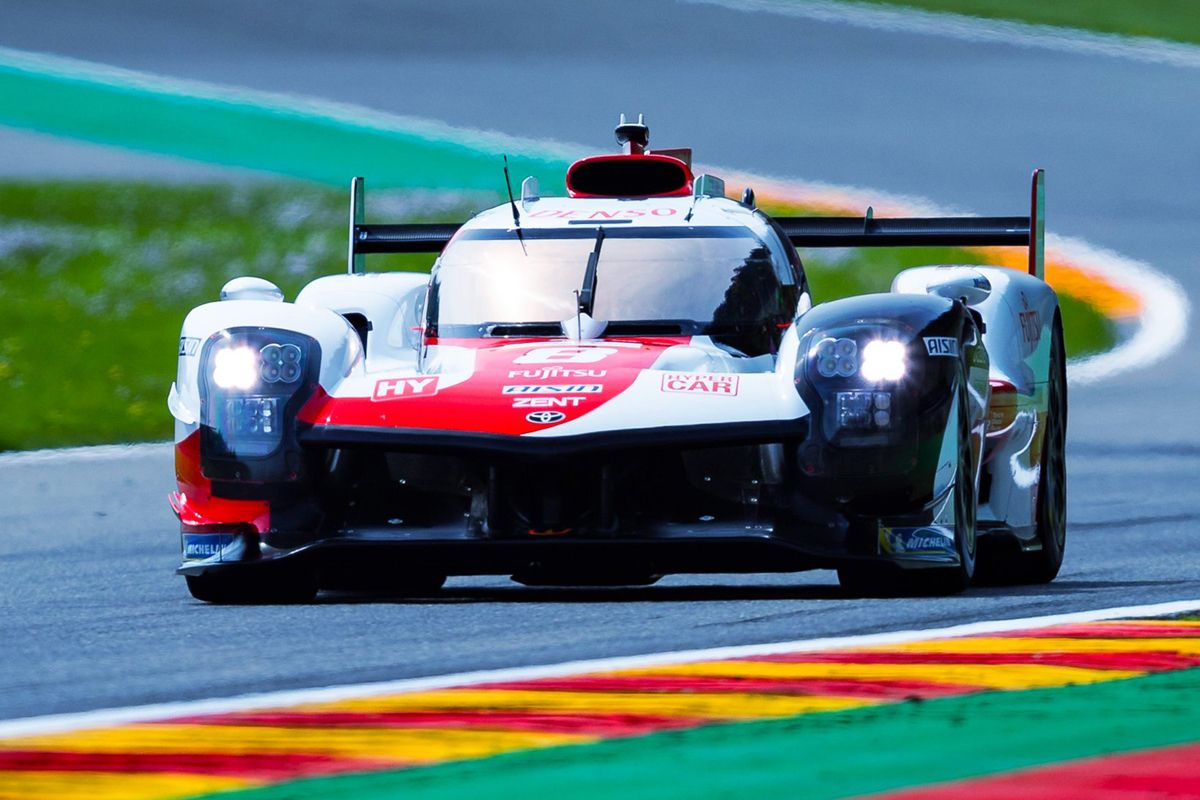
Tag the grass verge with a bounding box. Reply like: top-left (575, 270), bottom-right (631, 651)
top-left (0, 181), bottom-right (1115, 450)
top-left (857, 0), bottom-right (1200, 45)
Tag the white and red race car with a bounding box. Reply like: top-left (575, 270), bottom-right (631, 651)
top-left (170, 117), bottom-right (1065, 602)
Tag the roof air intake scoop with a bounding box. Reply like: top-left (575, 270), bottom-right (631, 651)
top-left (565, 114), bottom-right (694, 198)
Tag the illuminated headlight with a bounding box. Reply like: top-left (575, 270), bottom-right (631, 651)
top-left (814, 337), bottom-right (858, 378)
top-left (212, 346), bottom-right (259, 390)
top-left (860, 340), bottom-right (907, 382)
top-left (210, 343), bottom-right (305, 390)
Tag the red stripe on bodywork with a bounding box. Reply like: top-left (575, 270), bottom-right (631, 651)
top-left (299, 337), bottom-right (685, 435)
top-left (753, 651), bottom-right (1200, 671)
top-left (480, 675), bottom-right (978, 700)
top-left (170, 710), bottom-right (700, 736)
top-left (0, 750), bottom-right (394, 779)
top-left (171, 430), bottom-right (270, 533)
top-left (872, 742), bottom-right (1200, 800)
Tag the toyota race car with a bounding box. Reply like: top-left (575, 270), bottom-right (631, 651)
top-left (169, 116), bottom-right (1066, 602)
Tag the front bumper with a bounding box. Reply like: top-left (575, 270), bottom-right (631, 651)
top-left (177, 513), bottom-right (960, 580)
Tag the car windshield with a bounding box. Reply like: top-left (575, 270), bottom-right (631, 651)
top-left (430, 226), bottom-right (793, 338)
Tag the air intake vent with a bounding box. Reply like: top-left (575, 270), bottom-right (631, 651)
top-left (565, 154), bottom-right (693, 198)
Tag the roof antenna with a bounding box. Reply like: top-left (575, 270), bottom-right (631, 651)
top-left (615, 113), bottom-right (649, 155)
top-left (503, 155), bottom-right (527, 254)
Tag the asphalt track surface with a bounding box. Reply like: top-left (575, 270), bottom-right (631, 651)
top-left (1, 1), bottom-right (1197, 721)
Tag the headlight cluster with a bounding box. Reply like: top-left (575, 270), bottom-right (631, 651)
top-left (212, 343), bottom-right (303, 390)
top-left (201, 329), bottom-right (318, 467)
top-left (798, 327), bottom-right (913, 443)
top-left (808, 334), bottom-right (908, 383)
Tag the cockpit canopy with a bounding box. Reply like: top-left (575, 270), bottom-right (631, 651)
top-left (428, 224), bottom-right (802, 356)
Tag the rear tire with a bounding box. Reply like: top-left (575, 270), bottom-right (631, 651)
top-left (185, 570), bottom-right (318, 604)
top-left (1005, 317), bottom-right (1067, 584)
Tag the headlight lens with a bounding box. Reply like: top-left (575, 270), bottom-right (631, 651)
top-left (211, 342), bottom-right (305, 389)
top-left (200, 329), bottom-right (318, 471)
top-left (211, 346), bottom-right (260, 390)
top-left (860, 339), bottom-right (907, 382)
top-left (814, 337), bottom-right (858, 377)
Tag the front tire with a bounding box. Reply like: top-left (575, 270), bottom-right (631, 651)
top-left (838, 369), bottom-right (977, 596)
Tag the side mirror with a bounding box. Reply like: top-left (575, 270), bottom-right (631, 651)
top-left (925, 269), bottom-right (992, 306)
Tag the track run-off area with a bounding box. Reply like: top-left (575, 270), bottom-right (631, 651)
top-left (2, 0), bottom-right (1200, 796)
top-left (2, 602), bottom-right (1200, 798)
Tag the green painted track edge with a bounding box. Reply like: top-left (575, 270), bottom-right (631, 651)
top-left (195, 667), bottom-right (1200, 800)
top-left (0, 60), bottom-right (572, 191)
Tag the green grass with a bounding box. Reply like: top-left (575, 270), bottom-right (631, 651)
top-left (0, 181), bottom-right (1114, 451)
top-left (857, 0), bottom-right (1200, 45)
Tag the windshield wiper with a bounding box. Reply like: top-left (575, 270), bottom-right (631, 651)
top-left (576, 227), bottom-right (605, 317)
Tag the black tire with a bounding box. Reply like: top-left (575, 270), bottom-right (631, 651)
top-left (837, 364), bottom-right (977, 596)
top-left (1011, 316), bottom-right (1068, 583)
top-left (185, 570), bottom-right (318, 604)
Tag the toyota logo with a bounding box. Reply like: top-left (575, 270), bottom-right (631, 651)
top-left (526, 410), bottom-right (566, 424)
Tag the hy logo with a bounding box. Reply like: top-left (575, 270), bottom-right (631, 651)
top-left (373, 377), bottom-right (438, 401)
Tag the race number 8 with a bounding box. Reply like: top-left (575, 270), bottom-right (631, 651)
top-left (513, 346), bottom-right (618, 365)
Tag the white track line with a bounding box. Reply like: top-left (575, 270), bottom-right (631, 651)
top-left (687, 0), bottom-right (1200, 70)
top-left (0, 441), bottom-right (169, 467)
top-left (1, 598), bottom-right (1198, 739)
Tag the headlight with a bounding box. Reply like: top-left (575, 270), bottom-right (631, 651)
top-left (814, 337), bottom-right (858, 378)
top-left (211, 346), bottom-right (260, 390)
top-left (210, 342), bottom-right (305, 390)
top-left (200, 328), bottom-right (319, 475)
top-left (860, 340), bottom-right (907, 382)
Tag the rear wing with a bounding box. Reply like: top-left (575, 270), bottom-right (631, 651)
top-left (347, 169), bottom-right (1046, 280)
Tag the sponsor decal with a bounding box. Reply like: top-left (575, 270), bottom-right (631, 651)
top-left (660, 373), bottom-right (740, 396)
top-left (513, 346), bottom-right (619, 365)
top-left (526, 410), bottom-right (566, 424)
top-left (878, 525), bottom-right (957, 561)
top-left (372, 377), bottom-right (439, 401)
top-left (507, 368), bottom-right (607, 379)
top-left (923, 337), bottom-right (959, 357)
top-left (527, 208), bottom-right (679, 219)
top-left (182, 533), bottom-right (235, 561)
top-left (1018, 293), bottom-right (1042, 345)
top-left (512, 397), bottom-right (588, 408)
top-left (1019, 310), bottom-right (1042, 344)
top-left (178, 337), bottom-right (200, 356)
top-left (502, 384), bottom-right (603, 395)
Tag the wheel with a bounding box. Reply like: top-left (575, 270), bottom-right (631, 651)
top-left (185, 570), bottom-right (318, 604)
top-left (919, 375), bottom-right (978, 594)
top-left (1012, 316), bottom-right (1068, 583)
top-left (837, 361), bottom-right (977, 596)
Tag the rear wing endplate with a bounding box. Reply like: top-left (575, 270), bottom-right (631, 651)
top-left (347, 170), bottom-right (1046, 280)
